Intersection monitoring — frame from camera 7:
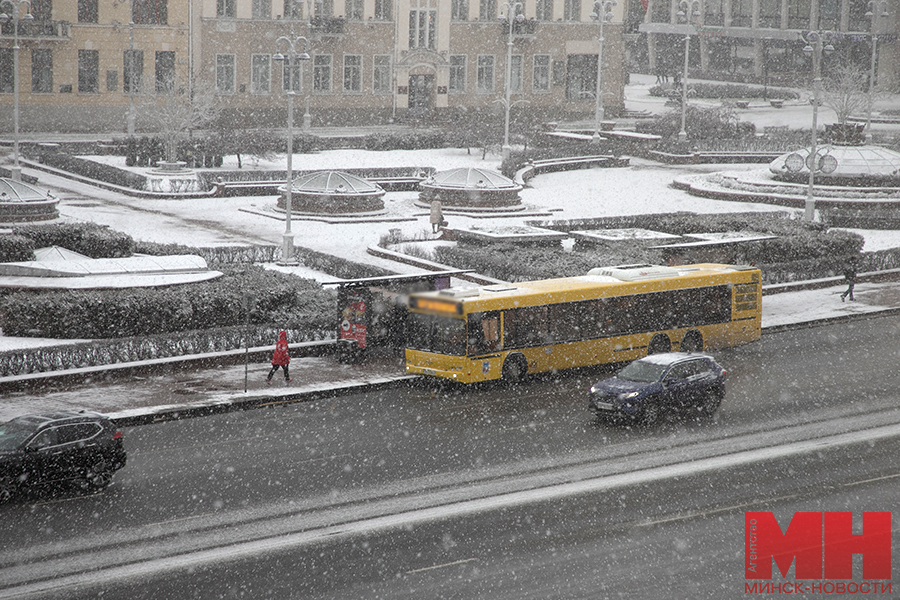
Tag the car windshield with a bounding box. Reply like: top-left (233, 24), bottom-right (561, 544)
top-left (617, 360), bottom-right (669, 383)
top-left (0, 420), bottom-right (39, 451)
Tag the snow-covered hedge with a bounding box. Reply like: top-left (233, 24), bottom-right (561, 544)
top-left (0, 235), bottom-right (35, 263)
top-left (0, 266), bottom-right (335, 339)
top-left (14, 222), bottom-right (135, 258)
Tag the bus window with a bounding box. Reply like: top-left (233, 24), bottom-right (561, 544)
top-left (406, 313), bottom-right (467, 356)
top-left (504, 306), bottom-right (549, 349)
top-left (467, 311), bottom-right (500, 355)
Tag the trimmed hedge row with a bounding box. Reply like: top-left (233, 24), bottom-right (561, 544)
top-left (431, 213), bottom-right (866, 284)
top-left (649, 83), bottom-right (800, 100)
top-left (11, 223), bottom-right (135, 259)
top-left (40, 152), bottom-right (148, 190)
top-left (0, 266), bottom-right (335, 339)
top-left (0, 235), bottom-right (35, 263)
top-left (0, 325), bottom-right (328, 377)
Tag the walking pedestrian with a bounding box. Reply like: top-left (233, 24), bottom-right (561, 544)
top-left (430, 197), bottom-right (443, 234)
top-left (266, 330), bottom-right (292, 384)
top-left (840, 260), bottom-right (857, 302)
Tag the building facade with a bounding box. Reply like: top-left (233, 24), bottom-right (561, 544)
top-left (637, 0), bottom-right (900, 91)
top-left (0, 0), bottom-right (627, 133)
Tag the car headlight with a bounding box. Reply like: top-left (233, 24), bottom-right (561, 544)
top-left (589, 386), bottom-right (597, 394)
top-left (619, 391), bottom-right (640, 400)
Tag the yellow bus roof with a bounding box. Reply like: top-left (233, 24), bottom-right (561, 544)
top-left (410, 263), bottom-right (759, 314)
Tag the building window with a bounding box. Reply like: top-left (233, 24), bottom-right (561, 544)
top-left (374, 0), bottom-right (392, 19)
top-left (510, 54), bottom-right (522, 93)
top-left (476, 54), bottom-right (494, 92)
top-left (565, 54), bottom-right (596, 100)
top-left (124, 49), bottom-right (144, 93)
top-left (30, 0), bottom-right (51, 20)
top-left (704, 0), bottom-right (724, 26)
top-left (106, 70), bottom-right (118, 92)
top-left (563, 0), bottom-right (579, 21)
top-left (346, 0), bottom-right (363, 19)
top-left (731, 0), bottom-right (752, 27)
top-left (409, 0), bottom-right (436, 50)
top-left (31, 49), bottom-right (53, 93)
top-left (479, 0), bottom-right (496, 20)
top-left (449, 55), bottom-right (466, 92)
top-left (313, 54), bottom-right (332, 92)
top-left (282, 57), bottom-right (303, 92)
top-left (134, 0), bottom-right (167, 25)
top-left (218, 0), bottom-right (236, 17)
top-left (373, 55), bottom-right (391, 94)
top-left (343, 55), bottom-right (361, 92)
top-left (252, 0), bottom-right (271, 18)
top-left (78, 49), bottom-right (99, 93)
top-left (251, 54), bottom-right (271, 93)
top-left (284, 0), bottom-right (303, 18)
top-left (758, 0), bottom-right (780, 28)
top-left (216, 54), bottom-right (235, 93)
top-left (787, 0), bottom-right (811, 30)
top-left (316, 0), bottom-right (334, 17)
top-left (155, 51), bottom-right (175, 94)
top-left (78, 0), bottom-right (99, 23)
top-left (451, 0), bottom-right (468, 21)
top-left (533, 54), bottom-right (550, 92)
top-left (818, 0), bottom-right (840, 30)
top-left (535, 0), bottom-right (552, 21)
top-left (0, 49), bottom-right (11, 93)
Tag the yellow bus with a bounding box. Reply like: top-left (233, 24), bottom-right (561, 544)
top-left (404, 263), bottom-right (761, 384)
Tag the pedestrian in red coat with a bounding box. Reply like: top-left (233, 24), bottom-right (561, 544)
top-left (267, 330), bottom-right (292, 384)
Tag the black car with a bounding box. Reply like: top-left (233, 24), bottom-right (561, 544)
top-left (0, 411), bottom-right (126, 503)
top-left (589, 352), bottom-right (726, 427)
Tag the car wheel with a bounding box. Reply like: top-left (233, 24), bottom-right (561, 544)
top-left (681, 330), bottom-right (703, 353)
top-left (0, 477), bottom-right (15, 504)
top-left (502, 355), bottom-right (527, 384)
top-left (82, 461), bottom-right (112, 491)
top-left (647, 334), bottom-right (671, 355)
top-left (699, 388), bottom-right (723, 419)
top-left (640, 402), bottom-right (661, 428)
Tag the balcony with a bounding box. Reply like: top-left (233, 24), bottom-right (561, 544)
top-left (0, 19), bottom-right (70, 40)
top-left (310, 17), bottom-right (345, 35)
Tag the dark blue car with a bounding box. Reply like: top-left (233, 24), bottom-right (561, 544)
top-left (589, 352), bottom-right (726, 427)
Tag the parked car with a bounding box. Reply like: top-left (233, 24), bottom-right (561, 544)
top-left (589, 352), bottom-right (726, 427)
top-left (0, 411), bottom-right (126, 503)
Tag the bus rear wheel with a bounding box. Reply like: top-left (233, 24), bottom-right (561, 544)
top-left (502, 355), bottom-right (527, 384)
top-left (647, 334), bottom-right (671, 355)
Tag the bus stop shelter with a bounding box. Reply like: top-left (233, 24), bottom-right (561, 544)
top-left (325, 270), bottom-right (473, 361)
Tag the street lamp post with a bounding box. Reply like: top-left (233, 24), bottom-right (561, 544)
top-left (865, 0), bottom-right (889, 144)
top-left (800, 31), bottom-right (834, 223)
top-left (676, 0), bottom-right (699, 143)
top-left (127, 19), bottom-right (136, 138)
top-left (500, 1), bottom-right (523, 160)
top-left (0, 0), bottom-right (32, 182)
top-left (590, 0), bottom-right (616, 143)
top-left (273, 36), bottom-right (311, 266)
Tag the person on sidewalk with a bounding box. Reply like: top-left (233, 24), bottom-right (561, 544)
top-left (430, 198), bottom-right (443, 234)
top-left (267, 330), bottom-right (292, 384)
top-left (841, 260), bottom-right (857, 302)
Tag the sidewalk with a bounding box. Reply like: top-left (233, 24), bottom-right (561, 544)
top-left (2, 275), bottom-right (899, 426)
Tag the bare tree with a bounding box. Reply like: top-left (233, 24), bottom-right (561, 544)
top-left (137, 78), bottom-right (221, 164)
top-left (821, 63), bottom-right (869, 126)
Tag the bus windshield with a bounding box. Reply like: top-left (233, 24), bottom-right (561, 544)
top-left (406, 313), bottom-right (467, 356)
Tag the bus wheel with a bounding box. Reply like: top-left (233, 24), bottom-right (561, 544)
top-left (647, 334), bottom-right (671, 355)
top-left (681, 330), bottom-right (703, 353)
top-left (502, 355), bottom-right (527, 384)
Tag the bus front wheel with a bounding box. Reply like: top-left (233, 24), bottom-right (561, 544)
top-left (647, 334), bottom-right (671, 355)
top-left (502, 355), bottom-right (527, 384)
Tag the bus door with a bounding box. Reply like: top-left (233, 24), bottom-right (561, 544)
top-left (467, 311), bottom-right (502, 377)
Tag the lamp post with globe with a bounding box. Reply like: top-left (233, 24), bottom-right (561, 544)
top-left (676, 0), bottom-right (700, 142)
top-left (0, 0), bottom-right (33, 182)
top-left (865, 0), bottom-right (889, 144)
top-left (590, 0), bottom-right (616, 143)
top-left (499, 1), bottom-right (524, 159)
top-left (800, 31), bottom-right (834, 222)
top-left (273, 35), bottom-right (311, 266)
